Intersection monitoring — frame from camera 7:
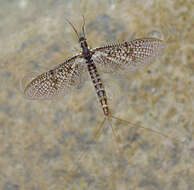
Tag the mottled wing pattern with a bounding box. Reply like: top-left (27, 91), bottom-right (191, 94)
top-left (91, 38), bottom-right (164, 73)
top-left (24, 54), bottom-right (86, 100)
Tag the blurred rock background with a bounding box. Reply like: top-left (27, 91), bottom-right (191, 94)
top-left (0, 0), bottom-right (193, 189)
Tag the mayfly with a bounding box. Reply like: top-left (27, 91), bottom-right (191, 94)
top-left (24, 18), bottom-right (165, 162)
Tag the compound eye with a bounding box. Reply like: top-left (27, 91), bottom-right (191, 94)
top-left (79, 36), bottom-right (85, 42)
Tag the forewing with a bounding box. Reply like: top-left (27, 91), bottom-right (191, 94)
top-left (92, 38), bottom-right (164, 73)
top-left (24, 54), bottom-right (86, 100)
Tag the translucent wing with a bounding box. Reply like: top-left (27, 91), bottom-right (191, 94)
top-left (24, 54), bottom-right (86, 100)
top-left (91, 38), bottom-right (164, 73)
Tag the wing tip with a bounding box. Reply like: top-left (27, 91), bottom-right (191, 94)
top-left (23, 85), bottom-right (37, 100)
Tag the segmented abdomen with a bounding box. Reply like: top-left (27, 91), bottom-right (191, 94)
top-left (87, 60), bottom-right (109, 116)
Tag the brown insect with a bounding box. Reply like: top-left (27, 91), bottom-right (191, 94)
top-left (24, 18), bottom-right (165, 166)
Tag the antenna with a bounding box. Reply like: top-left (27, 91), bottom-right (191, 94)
top-left (65, 18), bottom-right (80, 40)
top-left (81, 15), bottom-right (86, 38)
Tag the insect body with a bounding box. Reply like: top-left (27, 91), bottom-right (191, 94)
top-left (24, 19), bottom-right (165, 166)
top-left (24, 27), bottom-right (164, 119)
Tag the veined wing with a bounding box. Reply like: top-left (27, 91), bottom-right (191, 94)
top-left (24, 54), bottom-right (86, 100)
top-left (91, 38), bottom-right (164, 73)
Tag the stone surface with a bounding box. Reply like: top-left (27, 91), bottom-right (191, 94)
top-left (0, 0), bottom-right (193, 189)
